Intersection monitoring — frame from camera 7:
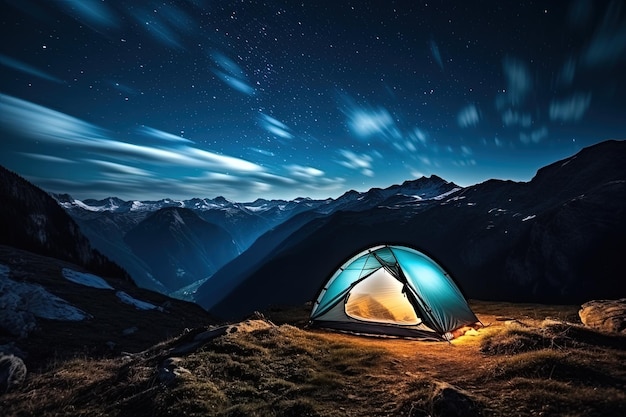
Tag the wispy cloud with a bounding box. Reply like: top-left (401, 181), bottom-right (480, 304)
top-left (130, 7), bottom-right (183, 49)
top-left (520, 127), bottom-right (549, 144)
top-left (501, 57), bottom-right (532, 105)
top-left (502, 109), bottom-right (532, 127)
top-left (249, 147), bottom-right (275, 157)
top-left (337, 150), bottom-right (374, 177)
top-left (0, 93), bottom-right (345, 200)
top-left (259, 113), bottom-right (293, 139)
top-left (345, 105), bottom-right (397, 139)
top-left (581, 1), bottom-right (626, 67)
top-left (549, 93), bottom-right (592, 122)
top-left (56, 0), bottom-right (119, 32)
top-left (19, 153), bottom-right (75, 164)
top-left (85, 159), bottom-right (154, 177)
top-left (211, 52), bottom-right (255, 96)
top-left (0, 54), bottom-right (65, 84)
top-left (137, 126), bottom-right (194, 144)
top-left (287, 165), bottom-right (324, 179)
top-left (429, 39), bottom-right (444, 70)
top-left (457, 104), bottom-right (480, 128)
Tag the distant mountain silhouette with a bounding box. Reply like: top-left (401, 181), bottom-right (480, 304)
top-left (0, 166), bottom-right (130, 281)
top-left (124, 207), bottom-right (238, 291)
top-left (196, 140), bottom-right (626, 320)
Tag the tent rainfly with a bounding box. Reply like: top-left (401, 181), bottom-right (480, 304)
top-left (309, 244), bottom-right (480, 341)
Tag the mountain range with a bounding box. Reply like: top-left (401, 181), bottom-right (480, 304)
top-left (2, 140), bottom-right (624, 324)
top-left (194, 140), bottom-right (626, 319)
top-left (55, 172), bottom-right (459, 297)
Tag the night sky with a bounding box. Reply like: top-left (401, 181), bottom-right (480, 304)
top-left (1, 1), bottom-right (625, 201)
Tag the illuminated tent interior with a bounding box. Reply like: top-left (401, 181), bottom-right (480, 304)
top-left (310, 245), bottom-right (479, 340)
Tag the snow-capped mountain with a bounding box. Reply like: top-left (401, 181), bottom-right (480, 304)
top-left (196, 140), bottom-right (626, 320)
top-left (55, 174), bottom-right (458, 296)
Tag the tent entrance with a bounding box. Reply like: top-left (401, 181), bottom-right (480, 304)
top-left (345, 268), bottom-right (422, 325)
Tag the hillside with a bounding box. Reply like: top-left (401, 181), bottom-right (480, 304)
top-left (0, 166), bottom-right (129, 281)
top-left (2, 301), bottom-right (625, 417)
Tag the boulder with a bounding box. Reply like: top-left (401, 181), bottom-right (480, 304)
top-left (0, 354), bottom-right (27, 393)
top-left (430, 381), bottom-right (483, 417)
top-left (579, 299), bottom-right (626, 333)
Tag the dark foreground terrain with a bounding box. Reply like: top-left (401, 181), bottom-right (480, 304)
top-left (2, 301), bottom-right (625, 417)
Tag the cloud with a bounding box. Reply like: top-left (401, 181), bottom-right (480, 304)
top-left (56, 0), bottom-right (119, 32)
top-left (211, 51), bottom-right (245, 78)
top-left (337, 150), bottom-right (374, 177)
top-left (411, 128), bottom-right (428, 145)
top-left (137, 126), bottom-right (194, 143)
top-left (1, 93), bottom-right (110, 143)
top-left (0, 54), bottom-right (65, 84)
top-left (19, 153), bottom-right (75, 163)
top-left (557, 58), bottom-right (577, 86)
top-left (520, 127), bottom-right (549, 144)
top-left (502, 109), bottom-right (532, 127)
top-left (213, 71), bottom-right (256, 95)
top-left (249, 147), bottom-right (275, 157)
top-left (0, 93), bottom-right (346, 201)
top-left (287, 165), bottom-right (324, 179)
top-left (259, 113), bottom-right (293, 139)
top-left (211, 52), bottom-right (255, 95)
top-left (429, 39), bottom-right (444, 70)
top-left (345, 106), bottom-right (396, 139)
top-left (0, 93), bottom-right (264, 174)
top-left (581, 1), bottom-right (626, 67)
top-left (457, 104), bottom-right (480, 128)
top-left (85, 159), bottom-right (153, 177)
top-left (130, 8), bottom-right (183, 49)
top-left (502, 57), bottom-right (532, 105)
top-left (549, 93), bottom-right (592, 122)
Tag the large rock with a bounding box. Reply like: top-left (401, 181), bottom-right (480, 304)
top-left (429, 381), bottom-right (483, 417)
top-left (0, 354), bottom-right (27, 393)
top-left (579, 299), bottom-right (626, 333)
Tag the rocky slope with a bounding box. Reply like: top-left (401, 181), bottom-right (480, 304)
top-left (0, 166), bottom-right (129, 281)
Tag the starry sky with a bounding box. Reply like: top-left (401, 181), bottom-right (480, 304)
top-left (1, 1), bottom-right (625, 202)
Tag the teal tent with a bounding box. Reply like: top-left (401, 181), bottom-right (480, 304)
top-left (310, 244), bottom-right (479, 340)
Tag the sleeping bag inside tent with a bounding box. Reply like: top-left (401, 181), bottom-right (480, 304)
top-left (309, 244), bottom-right (479, 340)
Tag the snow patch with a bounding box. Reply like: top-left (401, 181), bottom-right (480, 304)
top-left (432, 187), bottom-right (462, 200)
top-left (1, 267), bottom-right (90, 337)
top-left (116, 291), bottom-right (163, 311)
top-left (488, 208), bottom-right (507, 214)
top-left (131, 201), bottom-right (144, 211)
top-left (72, 199), bottom-right (103, 212)
top-left (522, 215), bottom-right (536, 222)
top-left (243, 205), bottom-right (266, 212)
top-left (62, 268), bottom-right (114, 290)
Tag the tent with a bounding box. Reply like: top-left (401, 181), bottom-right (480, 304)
top-left (309, 244), bottom-right (479, 340)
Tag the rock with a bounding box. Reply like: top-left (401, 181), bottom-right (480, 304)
top-left (0, 354), bottom-right (27, 393)
top-left (158, 357), bottom-right (191, 385)
top-left (122, 326), bottom-right (139, 336)
top-left (430, 381), bottom-right (483, 417)
top-left (579, 299), bottom-right (626, 333)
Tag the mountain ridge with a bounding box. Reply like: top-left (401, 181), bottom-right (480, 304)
top-left (195, 140), bottom-right (626, 319)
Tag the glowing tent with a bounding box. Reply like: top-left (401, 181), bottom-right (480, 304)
top-left (309, 244), bottom-right (479, 340)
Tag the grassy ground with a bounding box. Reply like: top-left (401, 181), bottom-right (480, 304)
top-left (2, 301), bottom-right (625, 417)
